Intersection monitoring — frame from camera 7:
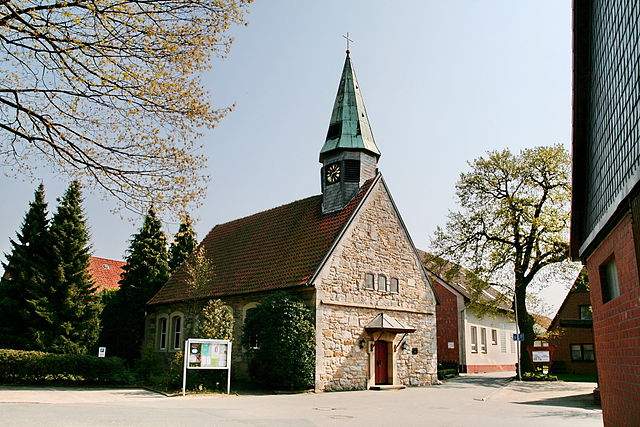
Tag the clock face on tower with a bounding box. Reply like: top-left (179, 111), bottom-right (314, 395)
top-left (325, 162), bottom-right (341, 184)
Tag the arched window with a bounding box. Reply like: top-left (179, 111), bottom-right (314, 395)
top-left (389, 278), bottom-right (399, 293)
top-left (377, 274), bottom-right (388, 292)
top-left (243, 303), bottom-right (259, 349)
top-left (170, 313), bottom-right (184, 351)
top-left (364, 273), bottom-right (375, 290)
top-left (157, 315), bottom-right (168, 350)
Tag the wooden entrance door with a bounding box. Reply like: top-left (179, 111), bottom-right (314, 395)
top-left (374, 341), bottom-right (389, 385)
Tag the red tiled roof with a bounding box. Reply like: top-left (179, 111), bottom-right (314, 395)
top-left (88, 256), bottom-right (125, 292)
top-left (148, 178), bottom-right (377, 305)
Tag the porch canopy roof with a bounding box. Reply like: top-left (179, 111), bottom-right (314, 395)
top-left (364, 313), bottom-right (416, 334)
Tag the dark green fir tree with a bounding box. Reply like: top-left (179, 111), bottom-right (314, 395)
top-left (169, 215), bottom-right (197, 272)
top-left (0, 184), bottom-right (56, 350)
top-left (49, 181), bottom-right (101, 354)
top-left (102, 208), bottom-right (169, 360)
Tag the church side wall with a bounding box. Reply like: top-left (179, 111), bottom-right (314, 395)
top-left (145, 288), bottom-right (315, 383)
top-left (314, 180), bottom-right (437, 391)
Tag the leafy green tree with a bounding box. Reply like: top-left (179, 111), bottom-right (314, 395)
top-left (431, 144), bottom-right (573, 372)
top-left (102, 208), bottom-right (169, 360)
top-left (0, 184), bottom-right (56, 350)
top-left (169, 216), bottom-right (197, 272)
top-left (195, 300), bottom-right (234, 340)
top-left (243, 292), bottom-right (315, 390)
top-left (48, 181), bottom-right (101, 354)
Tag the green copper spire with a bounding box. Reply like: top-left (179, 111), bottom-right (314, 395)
top-left (320, 51), bottom-right (380, 160)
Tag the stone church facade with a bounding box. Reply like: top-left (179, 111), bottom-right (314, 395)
top-left (146, 50), bottom-right (438, 391)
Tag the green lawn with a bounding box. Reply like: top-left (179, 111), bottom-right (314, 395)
top-left (554, 373), bottom-right (598, 383)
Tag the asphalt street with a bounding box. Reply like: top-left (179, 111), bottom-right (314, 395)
top-left (0, 373), bottom-right (602, 426)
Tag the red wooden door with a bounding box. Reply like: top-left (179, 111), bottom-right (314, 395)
top-left (375, 341), bottom-right (389, 384)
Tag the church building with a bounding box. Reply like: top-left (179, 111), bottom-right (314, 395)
top-left (146, 50), bottom-right (438, 391)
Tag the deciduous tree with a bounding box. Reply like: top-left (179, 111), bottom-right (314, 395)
top-left (0, 0), bottom-right (251, 217)
top-left (430, 144), bottom-right (574, 372)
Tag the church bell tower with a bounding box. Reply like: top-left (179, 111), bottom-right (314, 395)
top-left (320, 50), bottom-right (381, 214)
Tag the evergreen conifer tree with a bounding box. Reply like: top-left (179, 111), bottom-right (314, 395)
top-left (103, 208), bottom-right (169, 360)
top-left (48, 181), bottom-right (101, 354)
top-left (0, 184), bottom-right (56, 350)
top-left (169, 215), bottom-right (197, 272)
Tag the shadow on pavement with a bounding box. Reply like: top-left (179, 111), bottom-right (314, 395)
top-left (515, 393), bottom-right (600, 410)
top-left (440, 375), bottom-right (512, 389)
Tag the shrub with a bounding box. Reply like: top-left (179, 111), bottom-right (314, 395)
top-left (522, 371), bottom-right (558, 382)
top-left (194, 299), bottom-right (234, 340)
top-left (242, 292), bottom-right (314, 390)
top-left (0, 348), bottom-right (133, 385)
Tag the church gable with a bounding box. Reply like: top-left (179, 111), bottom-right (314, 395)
top-left (312, 177), bottom-right (437, 391)
top-left (314, 178), bottom-right (435, 310)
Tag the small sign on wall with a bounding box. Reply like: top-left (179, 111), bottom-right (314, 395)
top-left (98, 347), bottom-right (106, 358)
top-left (532, 350), bottom-right (550, 363)
top-left (447, 342), bottom-right (455, 349)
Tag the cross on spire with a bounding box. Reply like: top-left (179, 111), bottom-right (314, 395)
top-left (342, 32), bottom-right (354, 53)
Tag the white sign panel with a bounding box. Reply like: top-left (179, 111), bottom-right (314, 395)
top-left (182, 338), bottom-right (232, 395)
top-left (532, 350), bottom-right (550, 363)
top-left (98, 347), bottom-right (106, 358)
top-left (447, 342), bottom-right (455, 349)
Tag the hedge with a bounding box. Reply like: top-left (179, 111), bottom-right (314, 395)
top-left (0, 349), bottom-right (134, 385)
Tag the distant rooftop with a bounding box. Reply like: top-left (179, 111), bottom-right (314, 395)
top-left (89, 256), bottom-right (125, 292)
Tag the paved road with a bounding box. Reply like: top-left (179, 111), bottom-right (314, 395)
top-left (0, 374), bottom-right (602, 426)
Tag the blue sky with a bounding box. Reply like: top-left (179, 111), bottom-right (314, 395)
top-left (0, 1), bottom-right (572, 312)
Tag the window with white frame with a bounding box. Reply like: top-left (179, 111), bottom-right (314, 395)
top-left (470, 326), bottom-right (478, 353)
top-left (378, 274), bottom-right (388, 292)
top-left (480, 328), bottom-right (487, 353)
top-left (500, 330), bottom-right (507, 353)
top-left (510, 334), bottom-right (516, 353)
top-left (158, 316), bottom-right (168, 350)
top-left (491, 329), bottom-right (497, 345)
top-left (171, 314), bottom-right (183, 350)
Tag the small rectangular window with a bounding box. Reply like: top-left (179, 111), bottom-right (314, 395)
top-left (470, 326), bottom-right (478, 353)
top-left (579, 305), bottom-right (593, 320)
top-left (491, 329), bottom-right (498, 345)
top-left (534, 340), bottom-right (542, 347)
top-left (571, 344), bottom-right (583, 361)
top-left (378, 275), bottom-right (388, 292)
top-left (364, 273), bottom-right (375, 290)
top-left (159, 317), bottom-right (167, 350)
top-left (389, 278), bottom-right (399, 293)
top-left (480, 328), bottom-right (487, 353)
top-left (500, 331), bottom-right (507, 353)
top-left (600, 258), bottom-right (621, 303)
top-left (583, 344), bottom-right (595, 361)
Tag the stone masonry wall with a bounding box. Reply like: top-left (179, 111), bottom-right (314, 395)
top-left (314, 179), bottom-right (437, 391)
top-left (145, 288), bottom-right (315, 383)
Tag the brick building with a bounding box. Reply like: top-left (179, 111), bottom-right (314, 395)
top-left (146, 51), bottom-right (438, 391)
top-left (547, 270), bottom-right (596, 376)
top-left (572, 1), bottom-right (640, 423)
top-left (421, 253), bottom-right (518, 373)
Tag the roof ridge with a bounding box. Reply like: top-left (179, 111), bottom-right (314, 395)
top-left (90, 255), bottom-right (125, 264)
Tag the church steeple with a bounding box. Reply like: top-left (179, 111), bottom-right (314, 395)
top-left (320, 50), bottom-right (380, 214)
top-left (319, 51), bottom-right (380, 161)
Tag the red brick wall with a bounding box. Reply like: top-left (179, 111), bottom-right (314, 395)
top-left (585, 214), bottom-right (640, 426)
top-left (548, 291), bottom-right (596, 375)
top-left (434, 280), bottom-right (459, 364)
